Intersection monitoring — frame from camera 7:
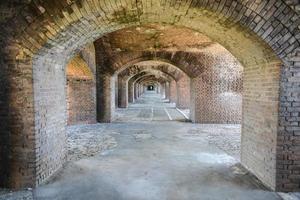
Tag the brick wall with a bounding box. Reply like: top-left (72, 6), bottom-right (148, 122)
top-left (241, 61), bottom-right (281, 190)
top-left (0, 45), bottom-right (36, 188)
top-left (33, 55), bottom-right (67, 187)
top-left (277, 52), bottom-right (300, 192)
top-left (190, 47), bottom-right (243, 124)
top-left (66, 54), bottom-right (96, 125)
top-left (66, 79), bottom-right (96, 125)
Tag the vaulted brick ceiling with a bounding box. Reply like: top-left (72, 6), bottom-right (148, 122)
top-left (105, 24), bottom-right (214, 52)
top-left (0, 0), bottom-right (299, 192)
top-left (118, 60), bottom-right (186, 81)
top-left (95, 25), bottom-right (243, 78)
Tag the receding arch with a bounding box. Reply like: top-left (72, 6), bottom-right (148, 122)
top-left (116, 60), bottom-right (189, 108)
top-left (118, 68), bottom-right (174, 107)
top-left (0, 0), bottom-right (298, 192)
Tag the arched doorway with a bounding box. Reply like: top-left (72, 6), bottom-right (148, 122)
top-left (0, 1), bottom-right (298, 193)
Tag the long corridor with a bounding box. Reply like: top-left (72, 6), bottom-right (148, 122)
top-left (115, 91), bottom-right (188, 122)
top-left (6, 93), bottom-right (285, 200)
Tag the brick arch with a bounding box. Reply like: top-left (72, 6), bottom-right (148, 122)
top-left (133, 73), bottom-right (169, 98)
top-left (131, 72), bottom-right (173, 90)
top-left (2, 1), bottom-right (297, 62)
top-left (136, 74), bottom-right (168, 84)
top-left (134, 76), bottom-right (164, 99)
top-left (136, 75), bottom-right (167, 93)
top-left (118, 61), bottom-right (190, 108)
top-left (102, 46), bottom-right (242, 121)
top-left (114, 57), bottom-right (187, 76)
top-left (118, 61), bottom-right (185, 81)
top-left (0, 0), bottom-right (299, 192)
top-left (96, 49), bottom-right (207, 78)
top-left (117, 67), bottom-right (174, 107)
top-left (136, 70), bottom-right (173, 81)
top-left (137, 76), bottom-right (169, 94)
top-left (129, 72), bottom-right (157, 102)
top-left (121, 67), bottom-right (175, 82)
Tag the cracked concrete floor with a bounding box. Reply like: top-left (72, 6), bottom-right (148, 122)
top-left (1, 92), bottom-right (292, 200)
top-left (32, 92), bottom-right (282, 200)
top-left (34, 121), bottom-right (281, 200)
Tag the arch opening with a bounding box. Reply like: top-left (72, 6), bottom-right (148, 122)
top-left (0, 1), bottom-right (298, 194)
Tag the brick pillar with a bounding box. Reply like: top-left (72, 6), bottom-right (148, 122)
top-left (134, 83), bottom-right (138, 100)
top-left (190, 76), bottom-right (208, 123)
top-left (177, 76), bottom-right (190, 109)
top-left (169, 80), bottom-right (177, 104)
top-left (165, 82), bottom-right (170, 101)
top-left (139, 84), bottom-right (143, 96)
top-left (136, 83), bottom-right (140, 99)
top-left (97, 72), bottom-right (115, 122)
top-left (2, 48), bottom-right (68, 189)
top-left (128, 79), bottom-right (134, 103)
top-left (0, 44), bottom-right (36, 188)
top-left (118, 76), bottom-right (128, 108)
top-left (160, 83), bottom-right (165, 98)
top-left (115, 76), bottom-right (118, 108)
top-left (276, 58), bottom-right (300, 191)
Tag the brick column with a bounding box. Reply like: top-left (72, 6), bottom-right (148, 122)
top-left (136, 84), bottom-right (139, 98)
top-left (0, 44), bottom-right (37, 188)
top-left (190, 76), bottom-right (208, 123)
top-left (118, 76), bottom-right (128, 108)
top-left (176, 76), bottom-right (190, 109)
top-left (169, 80), bottom-right (177, 104)
top-left (161, 83), bottom-right (165, 98)
top-left (96, 72), bottom-right (115, 122)
top-left (128, 79), bottom-right (135, 103)
top-left (276, 59), bottom-right (300, 191)
top-left (134, 83), bottom-right (139, 99)
top-left (139, 84), bottom-right (143, 96)
top-left (114, 77), bottom-right (118, 108)
top-left (165, 82), bottom-right (170, 101)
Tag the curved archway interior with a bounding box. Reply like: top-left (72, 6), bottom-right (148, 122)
top-left (0, 0), bottom-right (299, 193)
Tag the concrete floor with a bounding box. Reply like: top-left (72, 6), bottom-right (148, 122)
top-left (115, 91), bottom-right (187, 122)
top-left (1, 91), bottom-right (295, 200)
top-left (32, 91), bottom-right (282, 200)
